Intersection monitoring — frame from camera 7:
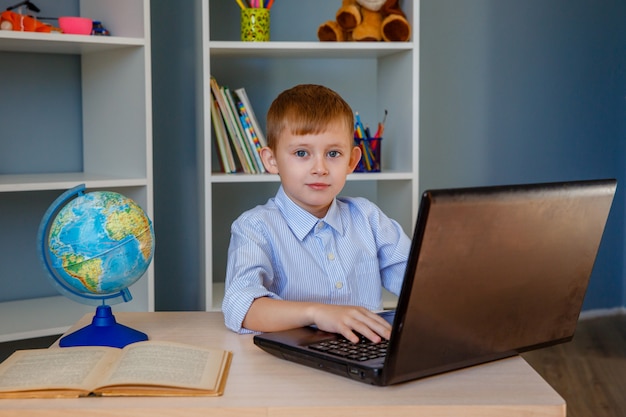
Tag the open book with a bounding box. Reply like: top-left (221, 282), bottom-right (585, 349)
top-left (0, 340), bottom-right (232, 398)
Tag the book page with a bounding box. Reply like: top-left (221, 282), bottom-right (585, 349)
top-left (99, 341), bottom-right (227, 391)
top-left (0, 347), bottom-right (119, 394)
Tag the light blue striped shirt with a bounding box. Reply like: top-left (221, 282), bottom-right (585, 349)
top-left (222, 186), bottom-right (411, 333)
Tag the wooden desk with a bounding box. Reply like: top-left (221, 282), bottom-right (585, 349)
top-left (0, 312), bottom-right (565, 417)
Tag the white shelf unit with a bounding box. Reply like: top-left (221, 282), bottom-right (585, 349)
top-left (199, 0), bottom-right (419, 311)
top-left (0, 0), bottom-right (154, 342)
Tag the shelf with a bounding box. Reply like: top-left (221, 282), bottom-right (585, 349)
top-left (0, 294), bottom-right (149, 343)
top-left (0, 296), bottom-right (92, 342)
top-left (209, 41), bottom-right (413, 59)
top-left (0, 173), bottom-right (149, 193)
top-left (0, 1), bottom-right (154, 341)
top-left (0, 31), bottom-right (144, 54)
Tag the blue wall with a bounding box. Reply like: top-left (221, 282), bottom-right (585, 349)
top-left (151, 1), bottom-right (203, 310)
top-left (420, 0), bottom-right (626, 310)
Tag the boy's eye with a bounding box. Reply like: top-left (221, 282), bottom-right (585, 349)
top-left (328, 150), bottom-right (340, 158)
top-left (295, 150), bottom-right (308, 157)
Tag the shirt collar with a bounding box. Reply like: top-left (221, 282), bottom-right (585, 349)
top-left (275, 186), bottom-right (344, 240)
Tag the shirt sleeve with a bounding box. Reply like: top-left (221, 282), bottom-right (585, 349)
top-left (222, 212), bottom-right (281, 333)
top-left (368, 203), bottom-right (412, 297)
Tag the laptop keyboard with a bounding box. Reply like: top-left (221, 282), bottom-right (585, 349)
top-left (308, 336), bottom-right (388, 361)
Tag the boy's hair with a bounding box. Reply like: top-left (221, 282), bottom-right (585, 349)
top-left (266, 84), bottom-right (354, 149)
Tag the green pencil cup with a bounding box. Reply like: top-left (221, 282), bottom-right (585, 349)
top-left (241, 8), bottom-right (270, 42)
top-left (354, 137), bottom-right (382, 172)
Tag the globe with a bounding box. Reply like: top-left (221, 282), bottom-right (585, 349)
top-left (47, 190), bottom-right (154, 297)
top-left (38, 184), bottom-right (155, 348)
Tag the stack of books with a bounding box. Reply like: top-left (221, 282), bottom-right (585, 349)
top-left (210, 76), bottom-right (267, 174)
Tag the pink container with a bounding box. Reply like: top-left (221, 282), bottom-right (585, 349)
top-left (58, 16), bottom-right (93, 35)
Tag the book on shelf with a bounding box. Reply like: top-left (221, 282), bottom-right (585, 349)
top-left (222, 86), bottom-right (265, 173)
top-left (209, 76), bottom-right (267, 174)
top-left (0, 340), bottom-right (233, 398)
top-left (237, 99), bottom-right (264, 160)
top-left (235, 87), bottom-right (267, 149)
top-left (210, 77), bottom-right (255, 174)
top-left (209, 92), bottom-right (237, 173)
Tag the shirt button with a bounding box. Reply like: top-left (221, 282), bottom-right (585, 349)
top-left (327, 253), bottom-right (335, 261)
top-left (317, 222), bottom-right (325, 229)
top-left (335, 281), bottom-right (343, 289)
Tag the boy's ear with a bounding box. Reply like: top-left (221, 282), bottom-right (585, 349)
top-left (348, 145), bottom-right (362, 173)
top-left (260, 147), bottom-right (279, 174)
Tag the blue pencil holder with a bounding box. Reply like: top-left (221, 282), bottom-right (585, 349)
top-left (354, 137), bottom-right (382, 172)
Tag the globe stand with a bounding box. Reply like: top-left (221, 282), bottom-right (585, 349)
top-left (59, 305), bottom-right (148, 349)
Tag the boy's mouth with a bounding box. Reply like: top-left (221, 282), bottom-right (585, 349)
top-left (307, 183), bottom-right (330, 190)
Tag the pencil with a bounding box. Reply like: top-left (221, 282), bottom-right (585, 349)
top-left (360, 141), bottom-right (372, 171)
top-left (235, 0), bottom-right (246, 9)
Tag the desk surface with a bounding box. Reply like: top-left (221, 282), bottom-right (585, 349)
top-left (0, 312), bottom-right (565, 417)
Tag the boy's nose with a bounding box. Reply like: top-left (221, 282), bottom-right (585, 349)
top-left (312, 156), bottom-right (328, 175)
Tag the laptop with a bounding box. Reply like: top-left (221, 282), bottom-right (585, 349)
top-left (253, 179), bottom-right (617, 386)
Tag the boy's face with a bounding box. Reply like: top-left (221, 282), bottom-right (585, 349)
top-left (261, 121), bottom-right (361, 218)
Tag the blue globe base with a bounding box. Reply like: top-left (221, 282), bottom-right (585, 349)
top-left (59, 305), bottom-right (148, 349)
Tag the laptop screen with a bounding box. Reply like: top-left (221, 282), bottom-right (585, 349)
top-left (384, 179), bottom-right (616, 384)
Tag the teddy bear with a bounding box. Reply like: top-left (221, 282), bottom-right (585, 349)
top-left (317, 0), bottom-right (411, 42)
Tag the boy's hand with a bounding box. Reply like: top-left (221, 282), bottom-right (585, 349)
top-left (242, 298), bottom-right (391, 343)
top-left (308, 304), bottom-right (391, 343)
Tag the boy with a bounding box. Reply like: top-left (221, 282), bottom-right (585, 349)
top-left (222, 84), bottom-right (410, 343)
